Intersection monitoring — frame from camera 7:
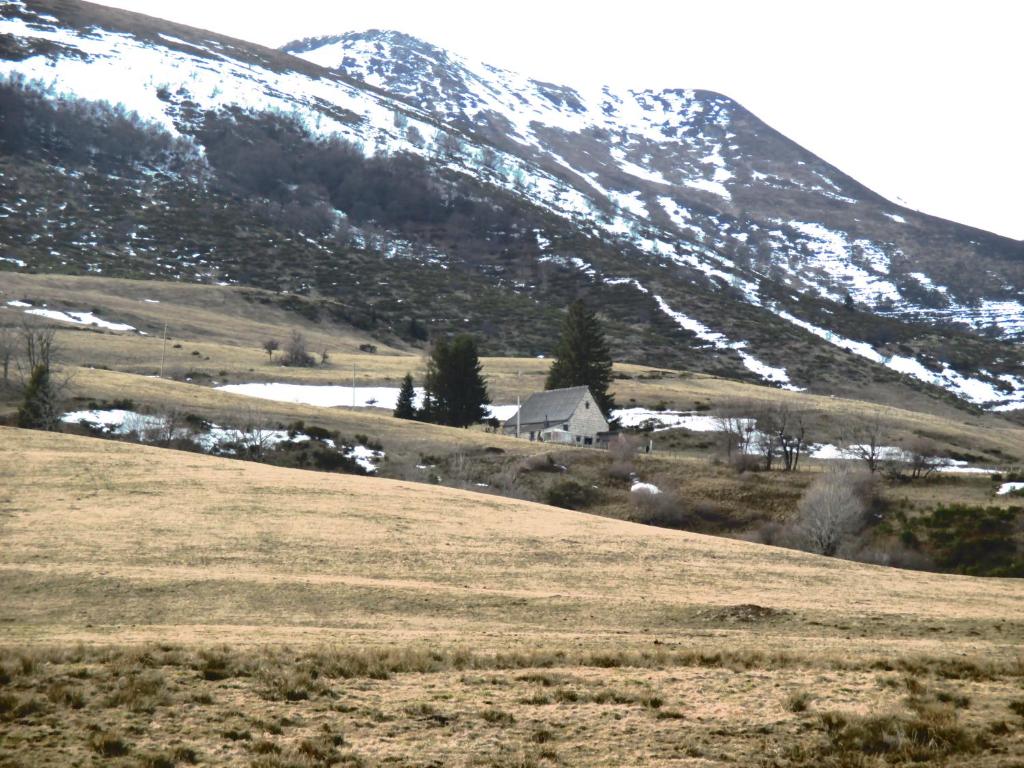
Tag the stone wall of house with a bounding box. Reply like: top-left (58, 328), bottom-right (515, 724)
top-left (566, 391), bottom-right (609, 438)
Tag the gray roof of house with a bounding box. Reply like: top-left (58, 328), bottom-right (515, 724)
top-left (503, 386), bottom-right (593, 427)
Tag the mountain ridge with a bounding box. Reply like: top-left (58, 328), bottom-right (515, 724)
top-left (2, 0), bottom-right (1024, 414)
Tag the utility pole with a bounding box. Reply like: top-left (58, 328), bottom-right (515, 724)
top-left (159, 322), bottom-right (167, 378)
top-left (515, 369), bottom-right (521, 438)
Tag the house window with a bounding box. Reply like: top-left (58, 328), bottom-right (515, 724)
top-left (563, 423), bottom-right (569, 430)
top-left (584, 437), bottom-right (593, 446)
top-left (584, 401), bottom-right (589, 409)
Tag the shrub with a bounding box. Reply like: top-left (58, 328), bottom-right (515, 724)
top-left (911, 504), bottom-right (1024, 576)
top-left (606, 434), bottom-right (637, 480)
top-left (793, 468), bottom-right (871, 556)
top-left (630, 489), bottom-right (688, 528)
top-left (282, 330), bottom-right (315, 367)
top-left (545, 480), bottom-right (597, 510)
top-left (89, 729), bottom-right (131, 757)
top-left (520, 453), bottom-right (560, 473)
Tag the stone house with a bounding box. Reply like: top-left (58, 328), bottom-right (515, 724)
top-left (502, 386), bottom-right (609, 446)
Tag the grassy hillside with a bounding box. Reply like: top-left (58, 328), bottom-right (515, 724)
top-left (3, 272), bottom-right (1022, 457)
top-left (1, 427), bottom-right (1023, 766)
top-left (5, 271), bottom-right (1024, 566)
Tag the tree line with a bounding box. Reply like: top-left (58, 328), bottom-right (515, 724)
top-left (394, 299), bottom-right (616, 428)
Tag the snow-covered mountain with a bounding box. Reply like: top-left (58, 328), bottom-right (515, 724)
top-left (2, 0), bottom-right (1024, 412)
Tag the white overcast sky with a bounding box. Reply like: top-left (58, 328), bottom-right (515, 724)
top-left (95, 0), bottom-right (1023, 240)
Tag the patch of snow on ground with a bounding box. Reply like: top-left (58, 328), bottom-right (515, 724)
top-left (997, 482), bottom-right (1024, 495)
top-left (23, 307), bottom-right (135, 331)
top-left (487, 404), bottom-right (520, 422)
top-left (884, 213), bottom-right (907, 224)
top-left (630, 481), bottom-right (660, 494)
top-left (218, 382), bottom-right (514, 422)
top-left (60, 408), bottom-right (386, 472)
top-left (603, 277), bottom-right (649, 294)
top-left (217, 382), bottom-right (423, 410)
top-left (345, 445), bottom-right (384, 473)
top-left (613, 408), bottom-right (733, 433)
top-left (608, 190), bottom-right (649, 219)
top-left (909, 272), bottom-right (948, 294)
top-left (683, 176), bottom-right (731, 200)
top-left (787, 221), bottom-right (900, 303)
top-left (5, 300), bottom-right (32, 308)
top-left (1, 256), bottom-right (26, 267)
top-left (610, 148), bottom-right (670, 185)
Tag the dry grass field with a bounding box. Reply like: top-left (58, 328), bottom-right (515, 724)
top-left (2, 428), bottom-right (1024, 766)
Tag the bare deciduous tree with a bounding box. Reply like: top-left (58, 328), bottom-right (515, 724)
top-left (18, 323), bottom-right (57, 380)
top-left (15, 324), bottom-right (70, 430)
top-left (713, 407), bottom-right (755, 465)
top-left (262, 338), bottom-right (279, 361)
top-left (0, 325), bottom-right (14, 388)
top-left (907, 441), bottom-right (944, 479)
top-left (283, 330), bottom-right (314, 367)
top-left (772, 403), bottom-right (808, 472)
top-left (840, 411), bottom-right (886, 473)
top-left (883, 440), bottom-right (944, 481)
top-left (745, 401), bottom-right (809, 472)
top-left (795, 469), bottom-right (869, 556)
top-left (237, 408), bottom-right (274, 458)
top-left (607, 434), bottom-right (639, 480)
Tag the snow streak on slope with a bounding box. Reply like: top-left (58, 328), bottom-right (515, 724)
top-left (775, 309), bottom-right (1024, 409)
top-left (654, 296), bottom-right (800, 390)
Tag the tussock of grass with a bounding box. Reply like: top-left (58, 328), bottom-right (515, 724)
top-left (45, 680), bottom-right (86, 709)
top-left (814, 707), bottom-right (986, 763)
top-left (105, 669), bottom-right (170, 712)
top-left (786, 689), bottom-right (814, 713)
top-left (0, 692), bottom-right (48, 721)
top-left (88, 728), bottom-right (131, 757)
top-left (480, 707), bottom-right (516, 725)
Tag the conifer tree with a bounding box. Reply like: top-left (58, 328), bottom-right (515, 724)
top-left (423, 335), bottom-right (490, 427)
top-left (17, 363), bottom-right (60, 430)
top-left (545, 300), bottom-right (615, 414)
top-left (394, 372), bottom-right (417, 420)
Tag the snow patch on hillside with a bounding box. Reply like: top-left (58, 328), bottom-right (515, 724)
top-left (60, 408), bottom-right (385, 470)
top-left (654, 295), bottom-right (799, 389)
top-left (775, 309), bottom-right (1024, 408)
top-left (683, 176), bottom-right (731, 200)
top-left (5, 300), bottom-right (136, 331)
top-left (787, 221), bottom-right (900, 304)
top-left (216, 381), bottom-right (514, 421)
